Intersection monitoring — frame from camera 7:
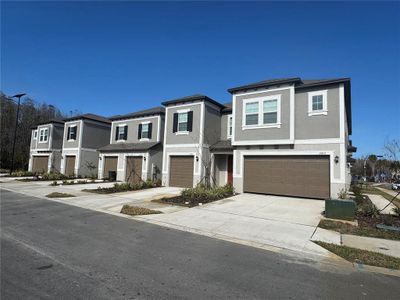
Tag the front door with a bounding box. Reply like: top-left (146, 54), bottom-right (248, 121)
top-left (227, 155), bottom-right (233, 185)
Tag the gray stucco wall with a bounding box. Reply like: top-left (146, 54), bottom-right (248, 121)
top-left (82, 121), bottom-right (111, 149)
top-left (295, 85), bottom-right (340, 139)
top-left (63, 121), bottom-right (81, 149)
top-left (220, 114), bottom-right (230, 140)
top-left (165, 102), bottom-right (202, 145)
top-left (110, 115), bottom-right (161, 144)
top-left (52, 124), bottom-right (64, 149)
top-left (36, 124), bottom-right (51, 150)
top-left (234, 88), bottom-right (291, 141)
top-left (204, 103), bottom-right (221, 146)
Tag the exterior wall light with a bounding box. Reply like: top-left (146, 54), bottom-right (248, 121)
top-left (196, 156), bottom-right (199, 162)
top-left (334, 156), bottom-right (339, 164)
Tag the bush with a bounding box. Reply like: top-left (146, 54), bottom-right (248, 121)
top-left (393, 207), bottom-right (400, 217)
top-left (120, 205), bottom-right (162, 216)
top-left (84, 180), bottom-right (161, 194)
top-left (11, 170), bottom-right (35, 177)
top-left (50, 181), bottom-right (59, 186)
top-left (41, 172), bottom-right (70, 181)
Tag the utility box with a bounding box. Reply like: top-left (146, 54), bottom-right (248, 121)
top-left (325, 199), bottom-right (356, 221)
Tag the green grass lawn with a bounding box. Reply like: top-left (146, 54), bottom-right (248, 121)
top-left (319, 219), bottom-right (400, 241)
top-left (315, 241), bottom-right (400, 270)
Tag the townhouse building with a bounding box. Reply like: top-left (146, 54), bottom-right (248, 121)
top-left (97, 107), bottom-right (165, 183)
top-left (29, 120), bottom-right (64, 173)
top-left (61, 114), bottom-right (111, 177)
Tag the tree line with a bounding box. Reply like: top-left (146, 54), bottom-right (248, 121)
top-left (0, 92), bottom-right (79, 171)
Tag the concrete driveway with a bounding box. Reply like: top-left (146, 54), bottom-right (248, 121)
top-left (138, 193), bottom-right (328, 257)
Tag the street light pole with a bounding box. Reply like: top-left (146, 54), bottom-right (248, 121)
top-left (9, 93), bottom-right (26, 175)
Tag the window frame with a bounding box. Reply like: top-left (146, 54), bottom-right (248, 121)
top-left (67, 125), bottom-right (77, 141)
top-left (242, 95), bottom-right (281, 130)
top-left (308, 90), bottom-right (328, 116)
top-left (38, 128), bottom-right (49, 143)
top-left (176, 110), bottom-right (189, 135)
top-left (33, 130), bottom-right (38, 140)
top-left (227, 115), bottom-right (233, 139)
top-left (140, 121), bottom-right (150, 140)
top-left (116, 124), bottom-right (127, 142)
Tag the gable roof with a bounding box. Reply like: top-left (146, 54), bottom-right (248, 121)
top-left (33, 119), bottom-right (65, 128)
top-left (162, 94), bottom-right (225, 109)
top-left (98, 141), bottom-right (161, 152)
top-left (110, 106), bottom-right (165, 121)
top-left (63, 113), bottom-right (111, 124)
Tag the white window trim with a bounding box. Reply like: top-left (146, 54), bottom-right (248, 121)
top-left (308, 90), bottom-right (328, 116)
top-left (38, 128), bottom-right (49, 143)
top-left (176, 111), bottom-right (190, 134)
top-left (67, 125), bottom-right (77, 142)
top-left (227, 115), bottom-right (233, 139)
top-left (33, 130), bottom-right (38, 140)
top-left (242, 95), bottom-right (281, 130)
top-left (116, 124), bottom-right (127, 142)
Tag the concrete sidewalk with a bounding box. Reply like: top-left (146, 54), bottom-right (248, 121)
top-left (342, 235), bottom-right (400, 258)
top-left (367, 193), bottom-right (397, 215)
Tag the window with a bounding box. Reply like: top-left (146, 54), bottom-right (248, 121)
top-left (178, 112), bottom-right (188, 132)
top-left (141, 123), bottom-right (149, 139)
top-left (67, 125), bottom-right (77, 140)
top-left (263, 99), bottom-right (278, 124)
top-left (245, 102), bottom-right (259, 125)
top-left (243, 95), bottom-right (281, 129)
top-left (116, 125), bottom-right (127, 141)
top-left (33, 130), bottom-right (38, 139)
top-left (227, 115), bottom-right (233, 138)
top-left (39, 128), bottom-right (49, 142)
top-left (308, 90), bottom-right (328, 116)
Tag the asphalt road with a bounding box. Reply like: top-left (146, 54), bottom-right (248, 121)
top-left (1, 189), bottom-right (399, 299)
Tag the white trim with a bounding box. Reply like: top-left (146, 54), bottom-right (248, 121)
top-left (232, 139), bottom-right (293, 146)
top-left (339, 84), bottom-right (346, 182)
top-left (76, 120), bottom-right (84, 176)
top-left (242, 94), bottom-right (281, 129)
top-left (199, 102), bottom-right (205, 179)
top-left (33, 130), bottom-right (38, 140)
top-left (116, 124), bottom-right (127, 141)
top-left (164, 143), bottom-right (200, 148)
top-left (162, 106), bottom-right (169, 179)
top-left (295, 138), bottom-right (342, 145)
top-left (175, 131), bottom-right (189, 135)
top-left (308, 90), bottom-right (328, 116)
top-left (164, 152), bottom-right (197, 187)
top-left (177, 108), bottom-right (190, 113)
top-left (156, 115), bottom-right (161, 142)
top-left (233, 86), bottom-right (292, 97)
top-left (289, 85), bottom-right (295, 142)
top-left (38, 127), bottom-right (49, 143)
top-left (232, 95), bottom-right (236, 143)
top-left (141, 121), bottom-right (151, 124)
top-left (166, 102), bottom-right (202, 109)
top-left (140, 122), bottom-right (151, 139)
top-left (140, 138), bottom-right (150, 142)
top-left (112, 115), bottom-right (159, 124)
top-left (48, 124), bottom-right (53, 150)
top-left (227, 114), bottom-right (233, 139)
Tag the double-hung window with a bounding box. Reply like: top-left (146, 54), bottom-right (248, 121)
top-left (308, 90), bottom-right (328, 116)
top-left (116, 125), bottom-right (127, 141)
top-left (243, 95), bottom-right (281, 128)
top-left (39, 128), bottom-right (49, 142)
top-left (227, 115), bottom-right (233, 138)
top-left (263, 99), bottom-right (278, 124)
top-left (141, 123), bottom-right (149, 139)
top-left (178, 112), bottom-right (188, 132)
top-left (245, 102), bottom-right (259, 125)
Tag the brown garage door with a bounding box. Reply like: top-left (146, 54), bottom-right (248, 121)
top-left (244, 155), bottom-right (330, 199)
top-left (169, 156), bottom-right (194, 188)
top-left (32, 156), bottom-right (49, 173)
top-left (126, 156), bottom-right (142, 184)
top-left (103, 156), bottom-right (118, 179)
top-left (65, 156), bottom-right (76, 176)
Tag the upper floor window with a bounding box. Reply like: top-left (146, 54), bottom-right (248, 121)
top-left (308, 90), bottom-right (328, 116)
top-left (116, 125), bottom-right (128, 141)
top-left (173, 110), bottom-right (193, 134)
top-left (33, 130), bottom-right (38, 139)
top-left (227, 115), bottom-right (233, 138)
top-left (67, 125), bottom-right (77, 141)
top-left (39, 128), bottom-right (49, 143)
top-left (243, 95), bottom-right (281, 129)
top-left (138, 122), bottom-right (152, 140)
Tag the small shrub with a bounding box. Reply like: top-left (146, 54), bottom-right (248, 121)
top-left (62, 180), bottom-right (68, 185)
top-left (46, 192), bottom-right (75, 198)
top-left (11, 170), bottom-right (35, 177)
top-left (84, 180), bottom-right (161, 194)
top-left (392, 207), bottom-right (400, 217)
top-left (382, 215), bottom-right (395, 226)
top-left (77, 180), bottom-right (87, 184)
top-left (337, 188), bottom-right (348, 199)
top-left (50, 181), bottom-right (59, 186)
top-left (120, 205), bottom-right (162, 216)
